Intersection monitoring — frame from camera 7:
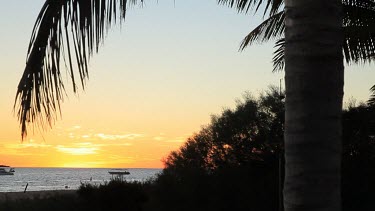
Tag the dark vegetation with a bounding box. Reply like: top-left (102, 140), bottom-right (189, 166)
top-left (1, 87), bottom-right (374, 211)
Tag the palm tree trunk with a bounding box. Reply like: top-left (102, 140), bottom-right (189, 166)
top-left (284, 0), bottom-right (344, 211)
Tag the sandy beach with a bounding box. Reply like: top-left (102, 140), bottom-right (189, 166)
top-left (0, 190), bottom-right (77, 202)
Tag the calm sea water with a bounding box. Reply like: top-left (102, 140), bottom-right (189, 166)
top-left (0, 168), bottom-right (161, 192)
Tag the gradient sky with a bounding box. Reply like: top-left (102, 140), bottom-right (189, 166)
top-left (0, 1), bottom-right (374, 168)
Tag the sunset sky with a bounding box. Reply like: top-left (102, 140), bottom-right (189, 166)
top-left (0, 1), bottom-right (374, 168)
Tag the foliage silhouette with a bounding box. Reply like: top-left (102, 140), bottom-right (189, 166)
top-left (15, 0), bottom-right (144, 138)
top-left (15, 1), bottom-right (373, 210)
top-left (220, 0), bottom-right (375, 71)
top-left (77, 179), bottom-right (149, 211)
top-left (342, 104), bottom-right (375, 211)
top-left (155, 89), bottom-right (375, 211)
top-left (1, 90), bottom-right (375, 210)
top-left (369, 85), bottom-right (375, 105)
top-left (18, 1), bottom-right (374, 137)
top-left (164, 87), bottom-right (284, 173)
top-left (153, 87), bottom-right (283, 211)
top-left (221, 0), bottom-right (375, 110)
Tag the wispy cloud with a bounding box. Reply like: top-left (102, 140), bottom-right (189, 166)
top-left (61, 125), bottom-right (144, 141)
top-left (94, 142), bottom-right (133, 147)
top-left (95, 133), bottom-right (144, 140)
top-left (81, 135), bottom-right (91, 139)
top-left (65, 125), bottom-right (82, 131)
top-left (55, 142), bottom-right (100, 155)
top-left (4, 142), bottom-right (52, 149)
top-left (56, 147), bottom-right (96, 155)
top-left (153, 136), bottom-right (165, 141)
top-left (55, 141), bottom-right (134, 156)
top-left (0, 141), bottom-right (52, 156)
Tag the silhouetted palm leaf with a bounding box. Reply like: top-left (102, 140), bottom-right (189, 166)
top-left (16, 0), bottom-right (375, 138)
top-left (15, 0), bottom-right (143, 138)
top-left (239, 11), bottom-right (284, 50)
top-left (272, 38), bottom-right (284, 72)
top-left (343, 0), bottom-right (375, 63)
top-left (237, 0), bottom-right (375, 71)
top-left (217, 0), bottom-right (283, 16)
top-left (369, 85), bottom-right (375, 105)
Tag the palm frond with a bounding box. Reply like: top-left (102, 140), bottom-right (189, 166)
top-left (343, 0), bottom-right (375, 63)
top-left (217, 0), bottom-right (283, 16)
top-left (343, 0), bottom-right (375, 9)
top-left (272, 38), bottom-right (284, 72)
top-left (15, 0), bottom-right (142, 138)
top-left (343, 26), bottom-right (375, 63)
top-left (240, 10), bottom-right (284, 50)
top-left (242, 0), bottom-right (375, 71)
top-left (369, 85), bottom-right (375, 106)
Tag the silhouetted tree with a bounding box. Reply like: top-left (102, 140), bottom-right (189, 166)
top-left (156, 87), bottom-right (283, 211)
top-left (342, 104), bottom-right (375, 159)
top-left (161, 89), bottom-right (375, 211)
top-left (164, 87), bottom-right (284, 173)
top-left (342, 104), bottom-right (375, 211)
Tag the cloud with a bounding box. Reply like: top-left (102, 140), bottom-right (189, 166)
top-left (4, 142), bottom-right (52, 149)
top-left (153, 136), bottom-right (165, 141)
top-left (65, 125), bottom-right (82, 132)
top-left (115, 143), bottom-right (133, 146)
top-left (95, 133), bottom-right (144, 140)
top-left (55, 141), bottom-right (133, 155)
top-left (65, 132), bottom-right (143, 141)
top-left (93, 143), bottom-right (133, 147)
top-left (74, 142), bottom-right (95, 146)
top-left (0, 142), bottom-right (52, 156)
top-left (56, 143), bottom-right (99, 155)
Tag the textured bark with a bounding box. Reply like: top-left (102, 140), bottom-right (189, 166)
top-left (284, 0), bottom-right (344, 211)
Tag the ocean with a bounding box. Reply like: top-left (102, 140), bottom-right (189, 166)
top-left (0, 168), bottom-right (161, 192)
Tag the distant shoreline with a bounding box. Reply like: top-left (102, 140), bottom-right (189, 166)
top-left (0, 168), bottom-right (160, 192)
top-left (0, 190), bottom-right (77, 202)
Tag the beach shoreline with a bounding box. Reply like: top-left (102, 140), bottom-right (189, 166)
top-left (0, 190), bottom-right (77, 202)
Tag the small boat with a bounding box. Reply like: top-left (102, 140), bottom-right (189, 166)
top-left (108, 169), bottom-right (130, 181)
top-left (0, 165), bottom-right (15, 175)
top-left (108, 169), bottom-right (130, 175)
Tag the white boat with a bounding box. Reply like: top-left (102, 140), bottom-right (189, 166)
top-left (0, 165), bottom-right (15, 175)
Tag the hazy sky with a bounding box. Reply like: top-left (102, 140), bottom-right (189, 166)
top-left (0, 0), bottom-right (373, 168)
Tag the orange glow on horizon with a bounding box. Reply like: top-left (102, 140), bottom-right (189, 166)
top-left (0, 122), bottom-right (190, 168)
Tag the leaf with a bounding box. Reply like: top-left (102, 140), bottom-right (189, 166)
top-left (240, 11), bottom-right (284, 50)
top-left (217, 0), bottom-right (284, 16)
top-left (15, 0), bottom-right (143, 138)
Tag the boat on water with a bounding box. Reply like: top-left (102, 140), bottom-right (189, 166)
top-left (108, 169), bottom-right (130, 175)
top-left (0, 165), bottom-right (15, 175)
top-left (108, 169), bottom-right (130, 181)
